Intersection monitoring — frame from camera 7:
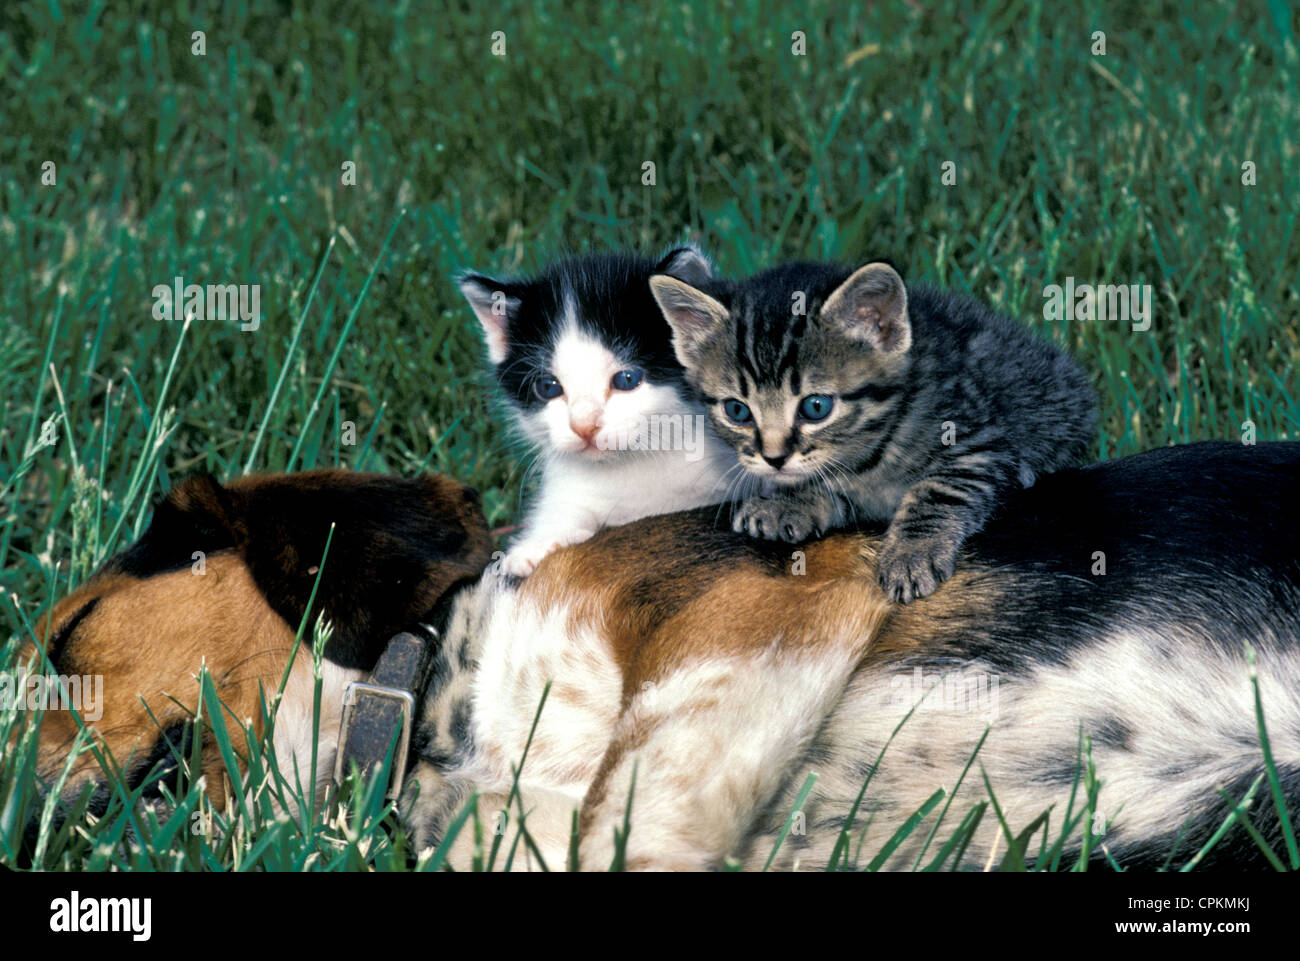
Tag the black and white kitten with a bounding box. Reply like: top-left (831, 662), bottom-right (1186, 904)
top-left (650, 261), bottom-right (1098, 603)
top-left (460, 247), bottom-right (738, 576)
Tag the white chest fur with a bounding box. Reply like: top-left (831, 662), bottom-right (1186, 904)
top-left (544, 431), bottom-right (736, 526)
top-left (502, 428), bottom-right (737, 576)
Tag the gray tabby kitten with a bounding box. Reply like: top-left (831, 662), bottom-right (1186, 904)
top-left (649, 261), bottom-right (1097, 603)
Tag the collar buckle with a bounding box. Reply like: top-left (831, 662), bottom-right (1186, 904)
top-left (334, 681), bottom-right (416, 798)
top-left (334, 626), bottom-right (439, 799)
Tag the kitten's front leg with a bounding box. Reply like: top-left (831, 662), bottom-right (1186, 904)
top-left (501, 524), bottom-right (598, 577)
top-left (501, 480), bottom-right (602, 577)
top-left (875, 451), bottom-right (1016, 603)
top-left (733, 484), bottom-right (844, 543)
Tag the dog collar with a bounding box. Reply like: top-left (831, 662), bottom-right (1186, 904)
top-left (333, 626), bottom-right (434, 799)
top-left (332, 589), bottom-right (461, 799)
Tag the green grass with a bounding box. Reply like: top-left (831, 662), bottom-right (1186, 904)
top-left (1, 0), bottom-right (1298, 870)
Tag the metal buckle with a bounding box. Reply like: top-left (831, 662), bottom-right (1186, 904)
top-left (334, 681), bottom-right (416, 798)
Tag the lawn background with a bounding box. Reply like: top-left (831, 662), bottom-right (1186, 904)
top-left (3, 0), bottom-right (1298, 610)
top-left (0, 0), bottom-right (1297, 869)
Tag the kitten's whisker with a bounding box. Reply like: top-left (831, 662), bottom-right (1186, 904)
top-left (713, 460), bottom-right (746, 495)
top-left (719, 471), bottom-right (752, 526)
top-left (820, 455), bottom-right (861, 526)
top-left (810, 464), bottom-right (841, 527)
top-left (712, 462), bottom-right (750, 527)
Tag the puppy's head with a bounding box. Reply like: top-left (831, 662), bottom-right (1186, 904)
top-left (18, 469), bottom-right (491, 825)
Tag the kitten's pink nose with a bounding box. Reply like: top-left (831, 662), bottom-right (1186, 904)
top-left (569, 398), bottom-right (601, 445)
top-left (570, 420), bottom-right (600, 444)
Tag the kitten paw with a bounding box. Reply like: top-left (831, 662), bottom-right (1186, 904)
top-left (499, 542), bottom-right (552, 578)
top-left (499, 530), bottom-right (597, 578)
top-left (733, 498), bottom-right (820, 543)
top-left (875, 535), bottom-right (960, 604)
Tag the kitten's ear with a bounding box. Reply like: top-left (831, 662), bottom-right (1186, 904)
top-left (821, 262), bottom-right (910, 354)
top-left (649, 275), bottom-right (729, 368)
top-left (656, 244), bottom-right (714, 288)
top-left (457, 273), bottom-right (520, 365)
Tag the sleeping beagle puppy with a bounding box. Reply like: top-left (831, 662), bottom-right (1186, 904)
top-left (17, 469), bottom-right (491, 824)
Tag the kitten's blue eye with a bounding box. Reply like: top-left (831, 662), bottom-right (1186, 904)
top-left (798, 395), bottom-right (833, 422)
top-left (611, 368), bottom-right (644, 391)
top-left (723, 399), bottom-right (753, 425)
top-left (533, 375), bottom-right (563, 401)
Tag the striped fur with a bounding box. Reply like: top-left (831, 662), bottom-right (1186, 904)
top-left (650, 261), bottom-right (1098, 604)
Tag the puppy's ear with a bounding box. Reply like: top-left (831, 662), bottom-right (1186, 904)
top-left (649, 274), bottom-right (729, 369)
top-left (457, 272), bottom-right (520, 365)
top-left (228, 471), bottom-right (493, 671)
top-left (656, 243), bottom-right (714, 288)
top-left (166, 473), bottom-right (235, 523)
top-left (820, 262), bottom-right (910, 354)
top-left (107, 474), bottom-right (242, 578)
top-left (167, 473), bottom-right (245, 545)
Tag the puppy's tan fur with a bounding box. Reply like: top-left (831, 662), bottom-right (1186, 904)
top-left (24, 468), bottom-right (490, 813)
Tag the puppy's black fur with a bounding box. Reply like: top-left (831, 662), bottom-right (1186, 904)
top-left (102, 470), bottom-right (493, 670)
